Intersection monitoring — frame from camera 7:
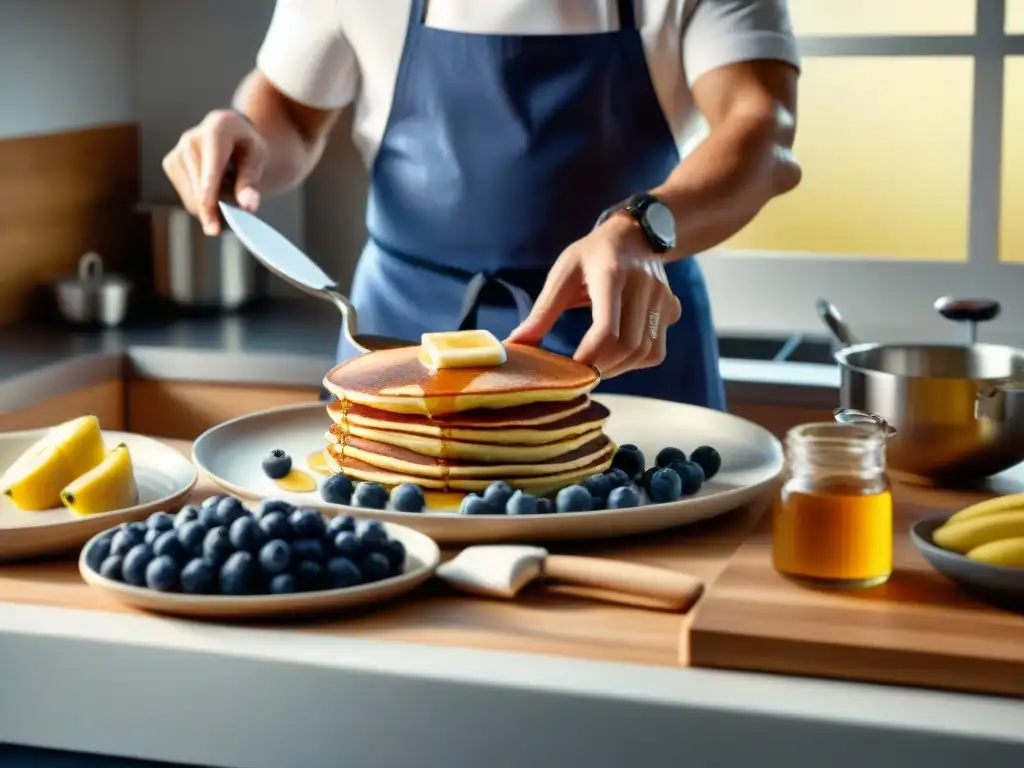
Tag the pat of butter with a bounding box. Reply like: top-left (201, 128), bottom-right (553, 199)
top-left (420, 330), bottom-right (507, 369)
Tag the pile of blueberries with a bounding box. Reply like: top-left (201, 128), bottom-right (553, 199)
top-left (84, 495), bottom-right (406, 596)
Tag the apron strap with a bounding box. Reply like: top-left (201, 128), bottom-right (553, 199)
top-left (412, 0), bottom-right (427, 25)
top-left (616, 0), bottom-right (636, 30)
top-left (457, 272), bottom-right (534, 332)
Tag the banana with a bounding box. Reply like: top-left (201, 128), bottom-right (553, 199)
top-left (966, 537), bottom-right (1024, 569)
top-left (60, 443), bottom-right (138, 515)
top-left (932, 510), bottom-right (1024, 554)
top-left (943, 492), bottom-right (1024, 526)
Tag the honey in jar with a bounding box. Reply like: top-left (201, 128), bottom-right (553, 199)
top-left (772, 422), bottom-right (893, 589)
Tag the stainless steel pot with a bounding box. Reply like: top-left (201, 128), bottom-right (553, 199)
top-left (51, 252), bottom-right (132, 328)
top-left (818, 297), bottom-right (1024, 485)
top-left (139, 203), bottom-right (257, 310)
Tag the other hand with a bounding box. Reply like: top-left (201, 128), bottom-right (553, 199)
top-left (162, 109), bottom-right (268, 236)
top-left (506, 215), bottom-right (682, 378)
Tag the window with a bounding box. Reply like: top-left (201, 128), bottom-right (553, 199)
top-left (701, 1), bottom-right (1023, 345)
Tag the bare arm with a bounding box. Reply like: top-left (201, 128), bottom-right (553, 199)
top-left (652, 59), bottom-right (801, 259)
top-left (231, 70), bottom-right (342, 195)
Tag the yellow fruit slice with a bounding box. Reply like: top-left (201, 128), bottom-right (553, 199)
top-left (932, 510), bottom-right (1024, 554)
top-left (1, 415), bottom-right (106, 511)
top-left (60, 443), bottom-right (138, 516)
top-left (419, 330), bottom-right (507, 369)
top-left (966, 537), bottom-right (1024, 569)
top-left (943, 492), bottom-right (1024, 526)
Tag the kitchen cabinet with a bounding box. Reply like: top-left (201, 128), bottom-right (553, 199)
top-left (0, 379), bottom-right (124, 432)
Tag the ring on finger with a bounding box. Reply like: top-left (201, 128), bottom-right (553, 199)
top-left (647, 309), bottom-right (661, 340)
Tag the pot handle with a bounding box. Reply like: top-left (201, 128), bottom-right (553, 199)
top-left (78, 252), bottom-right (105, 283)
top-left (934, 297), bottom-right (1000, 345)
top-left (833, 407), bottom-right (897, 437)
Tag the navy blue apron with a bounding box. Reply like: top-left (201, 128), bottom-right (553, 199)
top-left (333, 0), bottom-right (725, 409)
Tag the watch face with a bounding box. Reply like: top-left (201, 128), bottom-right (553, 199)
top-left (645, 200), bottom-right (676, 247)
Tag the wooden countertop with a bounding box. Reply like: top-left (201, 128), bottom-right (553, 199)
top-left (0, 440), bottom-right (768, 668)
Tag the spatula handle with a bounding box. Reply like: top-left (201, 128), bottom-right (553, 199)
top-left (543, 555), bottom-right (704, 612)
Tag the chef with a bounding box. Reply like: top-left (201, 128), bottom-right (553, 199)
top-left (163, 0), bottom-right (801, 409)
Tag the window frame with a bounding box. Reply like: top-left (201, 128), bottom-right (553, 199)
top-left (702, 0), bottom-right (1024, 347)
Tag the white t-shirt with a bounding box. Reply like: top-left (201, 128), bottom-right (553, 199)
top-left (256, 0), bottom-right (800, 167)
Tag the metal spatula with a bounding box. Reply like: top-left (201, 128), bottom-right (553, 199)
top-left (218, 202), bottom-right (414, 354)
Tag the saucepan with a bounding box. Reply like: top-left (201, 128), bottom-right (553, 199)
top-left (818, 297), bottom-right (1024, 485)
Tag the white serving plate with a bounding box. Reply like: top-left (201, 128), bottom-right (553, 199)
top-left (78, 520), bottom-right (441, 620)
top-left (0, 430), bottom-right (198, 561)
top-left (192, 394), bottom-right (783, 544)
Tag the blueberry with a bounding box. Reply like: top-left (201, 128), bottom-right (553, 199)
top-left (109, 528), bottom-right (142, 557)
top-left (126, 521), bottom-right (148, 538)
top-left (289, 508), bottom-right (326, 539)
top-left (174, 505), bottom-right (200, 529)
top-left (145, 555), bottom-right (180, 592)
top-left (483, 481), bottom-right (514, 510)
top-left (325, 514), bottom-right (356, 538)
top-left (506, 490), bottom-right (537, 516)
top-left (359, 552), bottom-right (392, 583)
top-left (198, 504), bottom-right (220, 529)
top-left (122, 544), bottom-right (154, 586)
top-left (582, 473), bottom-right (612, 501)
top-left (326, 557), bottom-right (363, 589)
top-left (229, 515), bottom-right (267, 554)
top-left (99, 555), bottom-right (124, 581)
top-left (258, 510), bottom-right (292, 541)
top-left (321, 474), bottom-right (355, 505)
top-left (332, 531), bottom-right (364, 560)
top-left (607, 486), bottom-right (641, 509)
top-left (352, 482), bottom-right (389, 510)
top-left (258, 539), bottom-right (291, 575)
top-left (143, 529), bottom-right (161, 546)
top-left (648, 467), bottom-right (682, 503)
top-left (146, 511), bottom-right (174, 532)
top-left (291, 538), bottom-right (326, 564)
top-left (202, 526), bottom-right (234, 567)
top-left (180, 558), bottom-right (216, 594)
top-left (219, 552), bottom-right (256, 595)
top-left (689, 446), bottom-right (721, 480)
top-left (655, 447), bottom-right (687, 468)
top-left (292, 560), bottom-right (325, 591)
top-left (256, 499), bottom-right (295, 519)
top-left (672, 460), bottom-right (705, 496)
top-left (178, 520), bottom-right (208, 555)
top-left (458, 493), bottom-right (493, 516)
top-left (262, 449), bottom-right (293, 480)
top-left (604, 467), bottom-right (631, 489)
top-left (269, 573), bottom-right (296, 594)
top-left (85, 536), bottom-right (112, 573)
top-left (640, 466), bottom-right (658, 492)
top-left (536, 497), bottom-right (554, 515)
top-left (610, 445), bottom-right (645, 480)
top-left (555, 485), bottom-right (593, 513)
top-left (382, 538), bottom-right (406, 572)
top-left (591, 496), bottom-right (606, 510)
top-left (390, 483), bottom-right (425, 513)
top-left (153, 530), bottom-right (188, 563)
top-left (200, 495), bottom-right (224, 509)
top-left (215, 497), bottom-right (247, 528)
top-left (357, 519), bottom-right (389, 547)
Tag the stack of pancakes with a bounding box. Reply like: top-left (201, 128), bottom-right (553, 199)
top-left (321, 343), bottom-right (614, 495)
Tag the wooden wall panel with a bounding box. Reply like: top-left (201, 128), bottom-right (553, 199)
top-left (729, 402), bottom-right (835, 441)
top-left (127, 379), bottom-right (319, 440)
top-left (0, 124), bottom-right (142, 326)
top-left (0, 380), bottom-right (124, 432)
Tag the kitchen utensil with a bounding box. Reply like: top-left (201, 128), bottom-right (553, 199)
top-left (79, 520), bottom-right (440, 619)
top-left (51, 252), bottom-right (132, 328)
top-left (140, 203), bottom-right (257, 311)
top-left (815, 297), bottom-right (858, 347)
top-left (0, 429), bottom-right (197, 561)
top-left (191, 395), bottom-right (783, 544)
top-left (218, 202), bottom-right (413, 354)
top-left (910, 516), bottom-right (1024, 614)
top-left (436, 544), bottom-right (704, 612)
top-left (819, 296), bottom-right (1024, 484)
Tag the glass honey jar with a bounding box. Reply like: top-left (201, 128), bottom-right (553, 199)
top-left (772, 422), bottom-right (893, 589)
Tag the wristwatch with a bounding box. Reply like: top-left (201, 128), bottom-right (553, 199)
top-left (595, 192), bottom-right (676, 254)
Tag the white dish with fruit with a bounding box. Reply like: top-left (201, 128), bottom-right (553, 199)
top-left (193, 394), bottom-right (783, 544)
top-left (0, 416), bottom-right (198, 560)
top-left (79, 496), bottom-right (440, 619)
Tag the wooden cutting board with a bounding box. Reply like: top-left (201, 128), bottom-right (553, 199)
top-left (690, 476), bottom-right (1024, 698)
